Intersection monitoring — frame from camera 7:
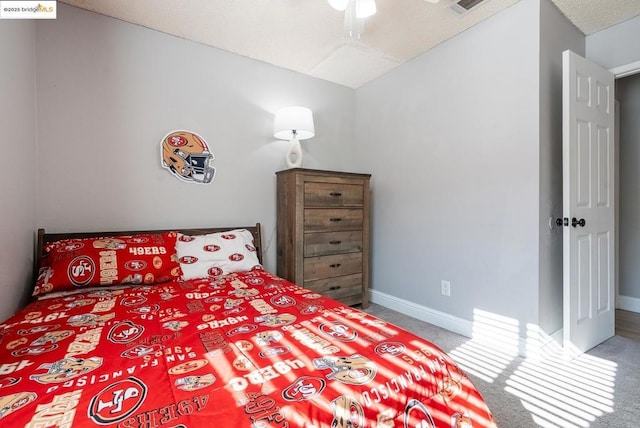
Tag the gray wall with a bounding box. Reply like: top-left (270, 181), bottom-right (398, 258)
top-left (354, 0), bottom-right (586, 339)
top-left (35, 4), bottom-right (356, 274)
top-left (618, 73), bottom-right (640, 299)
top-left (586, 14), bottom-right (640, 71)
top-left (0, 21), bottom-right (38, 320)
top-left (355, 0), bottom-right (542, 331)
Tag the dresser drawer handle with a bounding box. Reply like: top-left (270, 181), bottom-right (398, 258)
top-left (329, 192), bottom-right (343, 197)
top-left (329, 285), bottom-right (341, 291)
top-left (329, 218), bottom-right (342, 222)
top-left (329, 263), bottom-right (341, 268)
top-left (329, 240), bottom-right (342, 245)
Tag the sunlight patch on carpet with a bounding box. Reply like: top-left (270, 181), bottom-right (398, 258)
top-left (448, 309), bottom-right (520, 383)
top-left (504, 347), bottom-right (616, 427)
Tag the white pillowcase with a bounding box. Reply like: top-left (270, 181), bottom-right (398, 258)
top-left (175, 229), bottom-right (262, 280)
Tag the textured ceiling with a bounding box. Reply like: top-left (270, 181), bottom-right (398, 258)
top-left (59, 0), bottom-right (640, 88)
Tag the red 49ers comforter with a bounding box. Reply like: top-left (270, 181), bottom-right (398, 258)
top-left (0, 269), bottom-right (495, 427)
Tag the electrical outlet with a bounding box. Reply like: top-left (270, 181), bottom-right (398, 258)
top-left (441, 280), bottom-right (451, 297)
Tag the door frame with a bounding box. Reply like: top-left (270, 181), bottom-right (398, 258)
top-left (609, 61), bottom-right (640, 313)
top-left (610, 60), bottom-right (640, 79)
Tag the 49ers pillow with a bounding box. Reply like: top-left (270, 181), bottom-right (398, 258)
top-left (33, 232), bottom-right (182, 297)
top-left (176, 229), bottom-right (262, 280)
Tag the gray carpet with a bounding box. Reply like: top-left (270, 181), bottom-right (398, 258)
top-left (365, 303), bottom-right (640, 428)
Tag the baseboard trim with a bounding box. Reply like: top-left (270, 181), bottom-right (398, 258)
top-left (369, 289), bottom-right (560, 358)
top-left (618, 294), bottom-right (640, 313)
top-left (369, 289), bottom-right (474, 339)
top-left (370, 291), bottom-right (640, 356)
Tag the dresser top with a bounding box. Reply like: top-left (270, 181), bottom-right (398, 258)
top-left (275, 168), bottom-right (371, 179)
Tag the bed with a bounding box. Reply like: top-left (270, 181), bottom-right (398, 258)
top-left (0, 224), bottom-right (495, 427)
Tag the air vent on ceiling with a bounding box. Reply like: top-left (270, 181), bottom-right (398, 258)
top-left (449, 0), bottom-right (486, 16)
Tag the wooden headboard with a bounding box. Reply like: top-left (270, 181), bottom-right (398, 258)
top-left (35, 223), bottom-right (263, 281)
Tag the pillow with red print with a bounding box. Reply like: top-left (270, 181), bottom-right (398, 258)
top-left (33, 232), bottom-right (182, 297)
top-left (175, 229), bottom-right (262, 280)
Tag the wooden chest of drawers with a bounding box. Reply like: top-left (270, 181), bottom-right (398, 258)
top-left (276, 168), bottom-right (371, 307)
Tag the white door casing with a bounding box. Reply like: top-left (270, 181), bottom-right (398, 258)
top-left (562, 50), bottom-right (615, 354)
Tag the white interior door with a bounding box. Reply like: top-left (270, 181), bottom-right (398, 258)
top-left (562, 50), bottom-right (615, 354)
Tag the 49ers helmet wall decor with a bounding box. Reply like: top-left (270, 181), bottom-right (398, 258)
top-left (161, 130), bottom-right (216, 184)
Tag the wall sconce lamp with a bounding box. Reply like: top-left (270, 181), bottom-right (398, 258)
top-left (274, 106), bottom-right (315, 168)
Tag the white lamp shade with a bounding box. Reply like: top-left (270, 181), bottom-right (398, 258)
top-left (356, 0), bottom-right (376, 18)
top-left (328, 0), bottom-right (349, 11)
top-left (274, 106), bottom-right (315, 140)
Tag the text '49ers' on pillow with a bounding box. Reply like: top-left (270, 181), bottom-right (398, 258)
top-left (175, 229), bottom-right (262, 280)
top-left (33, 232), bottom-right (182, 297)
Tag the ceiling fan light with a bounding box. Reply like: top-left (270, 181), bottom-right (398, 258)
top-left (356, 0), bottom-right (376, 18)
top-left (328, 0), bottom-right (349, 11)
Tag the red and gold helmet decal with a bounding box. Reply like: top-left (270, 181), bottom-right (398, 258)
top-left (160, 130), bottom-right (216, 184)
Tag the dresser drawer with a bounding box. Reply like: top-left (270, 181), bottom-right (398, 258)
top-left (304, 274), bottom-right (362, 302)
top-left (304, 209), bottom-right (363, 232)
top-left (303, 253), bottom-right (362, 281)
top-left (304, 182), bottom-right (363, 207)
top-left (304, 231), bottom-right (363, 257)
